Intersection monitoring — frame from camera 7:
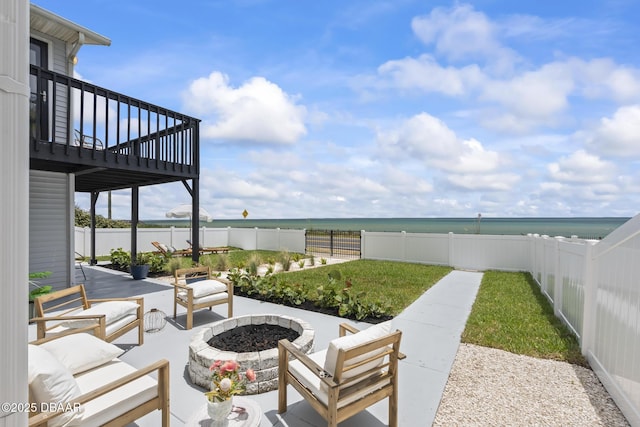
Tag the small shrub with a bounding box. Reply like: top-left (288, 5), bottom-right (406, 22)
top-left (309, 256), bottom-right (315, 266)
top-left (298, 260), bottom-right (306, 269)
top-left (278, 250), bottom-right (292, 272)
top-left (215, 254), bottom-right (229, 271)
top-left (147, 253), bottom-right (167, 273)
top-left (110, 248), bottom-right (131, 269)
top-left (165, 257), bottom-right (184, 275)
top-left (247, 253), bottom-right (262, 276)
top-left (321, 258), bottom-right (327, 265)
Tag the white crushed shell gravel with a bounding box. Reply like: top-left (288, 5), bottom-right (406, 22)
top-left (433, 343), bottom-right (630, 427)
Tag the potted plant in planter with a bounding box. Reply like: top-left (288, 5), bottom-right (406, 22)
top-left (130, 252), bottom-right (151, 280)
top-left (29, 271), bottom-right (52, 319)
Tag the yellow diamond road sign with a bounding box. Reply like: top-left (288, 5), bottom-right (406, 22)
top-left (242, 209), bottom-right (248, 219)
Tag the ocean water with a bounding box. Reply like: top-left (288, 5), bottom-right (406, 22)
top-left (146, 217), bottom-right (631, 240)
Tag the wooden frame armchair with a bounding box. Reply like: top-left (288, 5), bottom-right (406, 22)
top-left (28, 330), bottom-right (169, 426)
top-left (173, 266), bottom-right (233, 330)
top-left (32, 284), bottom-right (144, 345)
top-left (278, 322), bottom-right (404, 427)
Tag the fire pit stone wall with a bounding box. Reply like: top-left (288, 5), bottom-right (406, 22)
top-left (188, 314), bottom-right (315, 394)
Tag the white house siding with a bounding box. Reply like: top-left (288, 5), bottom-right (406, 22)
top-left (29, 170), bottom-right (73, 290)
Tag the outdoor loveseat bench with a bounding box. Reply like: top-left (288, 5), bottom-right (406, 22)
top-left (28, 328), bottom-right (169, 426)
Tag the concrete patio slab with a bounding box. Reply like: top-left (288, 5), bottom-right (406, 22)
top-left (29, 265), bottom-right (482, 426)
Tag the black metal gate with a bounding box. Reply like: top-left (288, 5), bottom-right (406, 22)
top-left (305, 230), bottom-right (361, 259)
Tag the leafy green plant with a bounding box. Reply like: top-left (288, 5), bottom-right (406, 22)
top-left (134, 252), bottom-right (151, 266)
top-left (309, 256), bottom-right (315, 266)
top-left (110, 248), bottom-right (131, 269)
top-left (274, 282), bottom-right (307, 305)
top-left (28, 271), bottom-right (52, 301)
top-left (298, 260), bottom-right (306, 269)
top-left (316, 284), bottom-right (339, 309)
top-left (147, 253), bottom-right (167, 273)
top-left (320, 258), bottom-right (327, 265)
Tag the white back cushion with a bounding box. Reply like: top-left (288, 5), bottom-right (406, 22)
top-left (323, 321), bottom-right (392, 382)
top-left (61, 301), bottom-right (139, 328)
top-left (188, 279), bottom-right (227, 298)
top-left (40, 333), bottom-right (124, 375)
top-left (28, 344), bottom-right (85, 426)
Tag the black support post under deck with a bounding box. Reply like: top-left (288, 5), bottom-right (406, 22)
top-left (192, 178), bottom-right (200, 264)
top-left (131, 186), bottom-right (139, 266)
top-left (90, 192), bottom-right (98, 265)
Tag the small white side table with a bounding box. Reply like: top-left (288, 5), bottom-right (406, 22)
top-left (185, 396), bottom-right (262, 427)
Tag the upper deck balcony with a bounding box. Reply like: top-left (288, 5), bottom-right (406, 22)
top-left (29, 65), bottom-right (200, 193)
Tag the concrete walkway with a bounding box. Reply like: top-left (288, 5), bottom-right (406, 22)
top-left (29, 267), bottom-right (483, 426)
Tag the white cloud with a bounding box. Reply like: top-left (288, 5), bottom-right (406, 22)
top-left (411, 3), bottom-right (518, 69)
top-left (183, 72), bottom-right (307, 144)
top-left (376, 112), bottom-right (503, 172)
top-left (585, 105), bottom-right (640, 156)
top-left (482, 63), bottom-right (574, 119)
top-left (376, 113), bottom-right (516, 192)
top-left (446, 173), bottom-right (520, 191)
top-left (547, 150), bottom-right (616, 184)
top-left (377, 54), bottom-right (484, 96)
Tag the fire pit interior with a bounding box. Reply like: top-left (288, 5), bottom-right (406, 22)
top-left (208, 324), bottom-right (301, 352)
top-left (189, 314), bottom-right (315, 394)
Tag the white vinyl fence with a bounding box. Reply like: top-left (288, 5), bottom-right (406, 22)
top-left (75, 216), bottom-right (640, 424)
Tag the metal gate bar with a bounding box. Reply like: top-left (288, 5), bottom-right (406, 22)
top-left (305, 230), bottom-right (361, 259)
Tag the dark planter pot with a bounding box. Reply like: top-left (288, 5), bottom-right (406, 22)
top-left (130, 264), bottom-right (150, 280)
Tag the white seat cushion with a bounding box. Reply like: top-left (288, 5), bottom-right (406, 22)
top-left (289, 349), bottom-right (389, 408)
top-left (61, 301), bottom-right (139, 328)
top-left (28, 345), bottom-right (85, 427)
top-left (40, 333), bottom-right (124, 375)
top-left (74, 359), bottom-right (158, 426)
top-left (324, 321), bottom-right (392, 381)
top-left (177, 291), bottom-right (229, 305)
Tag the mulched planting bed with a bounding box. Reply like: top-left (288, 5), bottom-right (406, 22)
top-left (233, 288), bottom-right (393, 324)
top-left (207, 324), bottom-right (301, 353)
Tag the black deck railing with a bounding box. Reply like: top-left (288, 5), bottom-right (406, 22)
top-left (29, 65), bottom-right (199, 176)
top-left (305, 230), bottom-right (361, 259)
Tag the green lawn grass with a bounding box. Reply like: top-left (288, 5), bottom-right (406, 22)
top-left (273, 259), bottom-right (452, 316)
top-left (156, 249), bottom-right (586, 365)
top-left (462, 270), bottom-right (587, 366)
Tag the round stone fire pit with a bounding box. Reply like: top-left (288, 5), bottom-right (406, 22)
top-left (188, 314), bottom-right (315, 394)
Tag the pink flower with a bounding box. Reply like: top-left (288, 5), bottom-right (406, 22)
top-left (245, 368), bottom-right (256, 382)
top-left (209, 360), bottom-right (222, 371)
top-left (220, 360), bottom-right (238, 374)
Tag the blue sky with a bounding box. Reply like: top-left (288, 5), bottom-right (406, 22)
top-left (34, 0), bottom-right (640, 220)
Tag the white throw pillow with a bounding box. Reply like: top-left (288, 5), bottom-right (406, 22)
top-left (323, 321), bottom-right (392, 381)
top-left (188, 279), bottom-right (227, 298)
top-left (28, 345), bottom-right (84, 427)
top-left (61, 301), bottom-right (139, 328)
top-left (40, 333), bottom-right (124, 375)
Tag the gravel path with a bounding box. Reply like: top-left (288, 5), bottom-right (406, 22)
top-left (433, 343), bottom-right (630, 426)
